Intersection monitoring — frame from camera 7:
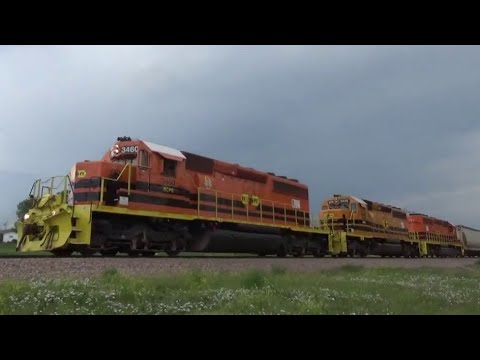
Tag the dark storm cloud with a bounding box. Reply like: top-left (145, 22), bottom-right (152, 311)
top-left (1, 45), bottom-right (479, 227)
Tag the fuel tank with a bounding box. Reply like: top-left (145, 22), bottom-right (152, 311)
top-left (188, 224), bottom-right (284, 254)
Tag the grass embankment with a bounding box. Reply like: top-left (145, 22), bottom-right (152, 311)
top-left (0, 242), bottom-right (51, 256)
top-left (1, 264), bottom-right (480, 314)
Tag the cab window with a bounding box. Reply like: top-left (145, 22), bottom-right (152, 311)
top-left (163, 159), bottom-right (177, 177)
top-left (111, 158), bottom-right (138, 165)
top-left (139, 150), bottom-right (150, 168)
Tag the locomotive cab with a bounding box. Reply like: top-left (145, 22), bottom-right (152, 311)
top-left (107, 137), bottom-right (186, 174)
top-left (71, 137), bottom-right (188, 206)
top-left (108, 136), bottom-right (149, 168)
top-left (319, 195), bottom-right (367, 231)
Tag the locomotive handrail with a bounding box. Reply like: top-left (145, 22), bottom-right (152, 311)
top-left (101, 163), bottom-right (132, 183)
top-left (347, 211), bottom-right (355, 232)
top-left (96, 169), bottom-right (308, 228)
top-left (196, 187), bottom-right (305, 227)
top-left (98, 163), bottom-right (134, 205)
top-left (29, 175), bottom-right (73, 204)
top-left (100, 178), bottom-right (105, 204)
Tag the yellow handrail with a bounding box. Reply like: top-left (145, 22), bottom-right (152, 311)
top-left (29, 176), bottom-right (73, 205)
top-left (260, 200), bottom-right (263, 222)
top-left (198, 188), bottom-right (201, 216)
top-left (102, 163), bottom-right (132, 182)
top-left (100, 178), bottom-right (105, 204)
top-left (273, 202), bottom-right (275, 225)
top-left (196, 187), bottom-right (305, 227)
top-left (97, 163), bottom-right (133, 205)
top-left (128, 164), bottom-right (132, 195)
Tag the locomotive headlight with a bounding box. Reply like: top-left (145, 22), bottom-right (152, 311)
top-left (114, 149), bottom-right (119, 154)
top-left (23, 213), bottom-right (30, 220)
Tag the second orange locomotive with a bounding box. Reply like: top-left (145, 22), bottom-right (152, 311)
top-left (320, 194), bottom-right (463, 257)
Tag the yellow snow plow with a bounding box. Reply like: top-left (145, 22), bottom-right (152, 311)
top-left (16, 176), bottom-right (75, 254)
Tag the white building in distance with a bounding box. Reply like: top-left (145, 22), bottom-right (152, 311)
top-left (0, 229), bottom-right (18, 243)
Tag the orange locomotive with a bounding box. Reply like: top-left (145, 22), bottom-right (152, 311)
top-left (319, 194), bottom-right (417, 257)
top-left (407, 214), bottom-right (461, 257)
top-left (66, 137), bottom-right (327, 257)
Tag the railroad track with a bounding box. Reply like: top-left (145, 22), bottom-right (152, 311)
top-left (0, 256), bottom-right (478, 282)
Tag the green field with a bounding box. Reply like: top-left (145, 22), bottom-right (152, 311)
top-left (0, 242), bottom-right (51, 256)
top-left (1, 265), bottom-right (480, 314)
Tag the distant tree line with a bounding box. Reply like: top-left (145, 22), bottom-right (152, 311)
top-left (0, 198), bottom-right (31, 243)
top-left (16, 198), bottom-right (34, 221)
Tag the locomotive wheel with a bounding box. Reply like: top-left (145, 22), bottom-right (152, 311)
top-left (312, 248), bottom-right (325, 258)
top-left (277, 245), bottom-right (288, 258)
top-left (51, 249), bottom-right (73, 257)
top-left (292, 248), bottom-right (305, 258)
top-left (165, 249), bottom-right (180, 257)
top-left (101, 249), bottom-right (118, 257)
top-left (142, 251), bottom-right (156, 257)
top-left (79, 249), bottom-right (95, 257)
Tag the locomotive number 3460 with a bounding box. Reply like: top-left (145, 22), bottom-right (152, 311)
top-left (121, 146), bottom-right (138, 154)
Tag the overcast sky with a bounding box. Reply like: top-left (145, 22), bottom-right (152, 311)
top-left (1, 45), bottom-right (479, 228)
